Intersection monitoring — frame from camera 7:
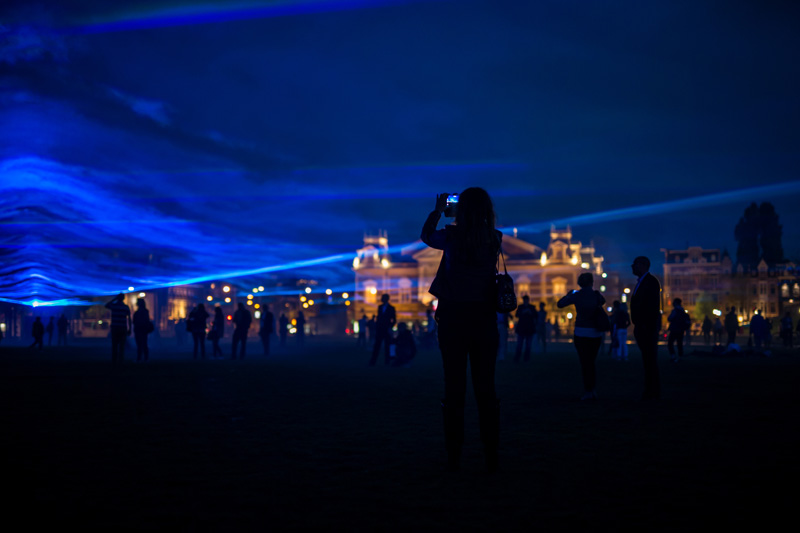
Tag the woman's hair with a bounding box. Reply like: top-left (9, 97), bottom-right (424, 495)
top-left (577, 272), bottom-right (593, 288)
top-left (137, 298), bottom-right (146, 308)
top-left (453, 187), bottom-right (499, 259)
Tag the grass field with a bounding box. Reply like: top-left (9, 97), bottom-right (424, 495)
top-left (1, 336), bottom-right (797, 530)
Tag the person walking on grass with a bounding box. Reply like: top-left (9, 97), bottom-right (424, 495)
top-left (105, 294), bottom-right (131, 367)
top-left (558, 273), bottom-right (606, 400)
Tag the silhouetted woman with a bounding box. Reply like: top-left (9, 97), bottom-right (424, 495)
top-left (421, 188), bottom-right (502, 472)
top-left (211, 306), bottom-right (225, 358)
top-left (133, 298), bottom-right (151, 362)
top-left (557, 273), bottom-right (606, 400)
top-left (189, 303), bottom-right (209, 359)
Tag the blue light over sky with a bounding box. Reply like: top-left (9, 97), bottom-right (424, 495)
top-left (2, 0), bottom-right (800, 305)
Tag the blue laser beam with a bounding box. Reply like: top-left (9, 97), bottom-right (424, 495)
top-left (511, 181), bottom-right (800, 234)
top-left (63, 0), bottom-right (429, 35)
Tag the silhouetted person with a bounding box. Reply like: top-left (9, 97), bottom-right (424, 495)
top-left (232, 302), bottom-right (252, 359)
top-left (630, 256), bottom-right (662, 401)
top-left (667, 298), bottom-right (690, 362)
top-left (45, 317), bottom-right (55, 346)
top-left (713, 317), bottom-right (724, 344)
top-left (497, 311), bottom-right (510, 360)
top-left (514, 295), bottom-right (536, 362)
top-left (392, 322), bottom-right (417, 367)
top-left (725, 307), bottom-right (739, 346)
top-left (780, 312), bottom-right (793, 348)
top-left (553, 319), bottom-right (560, 341)
top-left (30, 317), bottom-right (45, 350)
top-left (357, 314), bottom-right (368, 348)
top-left (296, 311), bottom-right (306, 346)
top-left (421, 188), bottom-right (502, 473)
top-left (211, 306), bottom-right (224, 358)
top-left (750, 312), bottom-right (769, 352)
top-left (105, 294), bottom-right (131, 367)
top-left (425, 308), bottom-right (437, 349)
top-left (535, 302), bottom-right (548, 353)
top-left (260, 305), bottom-right (274, 356)
top-left (558, 273), bottom-right (606, 400)
top-left (188, 304), bottom-right (209, 359)
top-left (279, 313), bottom-right (288, 346)
top-left (615, 302), bottom-right (631, 361)
top-left (369, 294), bottom-right (397, 366)
top-left (57, 314), bottom-right (69, 346)
top-left (702, 316), bottom-right (713, 345)
top-left (133, 298), bottom-right (151, 362)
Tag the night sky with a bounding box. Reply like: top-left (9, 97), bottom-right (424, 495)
top-left (2, 0), bottom-right (800, 305)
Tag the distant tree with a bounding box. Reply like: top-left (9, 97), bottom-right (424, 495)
top-left (695, 293), bottom-right (716, 320)
top-left (758, 202), bottom-right (784, 266)
top-left (734, 203), bottom-right (760, 271)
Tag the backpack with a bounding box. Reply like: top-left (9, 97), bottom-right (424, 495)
top-left (496, 250), bottom-right (517, 313)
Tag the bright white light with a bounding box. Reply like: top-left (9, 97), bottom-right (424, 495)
top-left (223, 286), bottom-right (231, 293)
top-left (601, 273), bottom-right (607, 278)
top-left (342, 292), bottom-right (349, 299)
top-left (571, 255), bottom-right (579, 265)
top-left (138, 292), bottom-right (146, 298)
top-left (369, 287), bottom-right (377, 295)
top-left (607, 307), bottom-right (613, 312)
top-left (540, 253), bottom-right (547, 266)
top-left (224, 297), bottom-right (231, 303)
top-left (581, 262), bottom-right (590, 269)
top-left (623, 288), bottom-right (631, 294)
top-left (128, 286), bottom-right (135, 291)
top-left (381, 258), bottom-right (390, 269)
top-left (247, 294), bottom-right (253, 299)
top-left (300, 296), bottom-right (307, 302)
top-left (566, 312), bottom-right (573, 319)
top-left (600, 285), bottom-right (606, 292)
top-left (207, 296), bottom-right (213, 301)
top-left (258, 286), bottom-right (264, 292)
top-left (621, 295), bottom-right (627, 303)
top-left (713, 309), bottom-right (722, 316)
top-left (253, 288), bottom-right (258, 293)
top-left (305, 287), bottom-right (312, 294)
top-left (254, 311), bottom-right (261, 319)
top-left (289, 327), bottom-right (297, 334)
top-left (325, 289), bottom-right (333, 295)
top-left (353, 257), bottom-right (360, 268)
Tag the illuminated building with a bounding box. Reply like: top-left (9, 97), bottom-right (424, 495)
top-left (353, 226), bottom-right (617, 332)
top-left (662, 246), bottom-right (799, 321)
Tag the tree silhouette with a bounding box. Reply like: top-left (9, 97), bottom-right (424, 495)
top-left (759, 202), bottom-right (784, 266)
top-left (734, 202), bottom-right (784, 271)
top-left (734, 202), bottom-right (760, 271)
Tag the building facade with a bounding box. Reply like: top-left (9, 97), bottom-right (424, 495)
top-left (662, 246), bottom-right (799, 323)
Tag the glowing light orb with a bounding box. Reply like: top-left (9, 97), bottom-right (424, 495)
top-left (223, 286), bottom-right (231, 293)
top-left (206, 296), bottom-right (213, 301)
top-left (342, 292), bottom-right (349, 299)
top-left (325, 289), bottom-right (332, 295)
top-left (305, 287), bottom-right (312, 294)
top-left (225, 297), bottom-right (231, 303)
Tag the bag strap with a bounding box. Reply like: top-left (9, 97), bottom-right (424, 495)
top-left (497, 247), bottom-right (509, 275)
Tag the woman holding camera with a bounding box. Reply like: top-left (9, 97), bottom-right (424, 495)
top-left (557, 272), bottom-right (606, 400)
top-left (421, 187), bottom-right (502, 472)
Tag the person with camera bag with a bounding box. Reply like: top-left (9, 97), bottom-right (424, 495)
top-left (421, 187), bottom-right (502, 473)
top-left (557, 273), bottom-right (606, 400)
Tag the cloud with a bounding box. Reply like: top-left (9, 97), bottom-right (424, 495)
top-left (108, 87), bottom-right (173, 126)
top-left (0, 24), bottom-right (68, 65)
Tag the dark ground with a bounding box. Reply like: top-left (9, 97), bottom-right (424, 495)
top-left (1, 336), bottom-right (798, 531)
